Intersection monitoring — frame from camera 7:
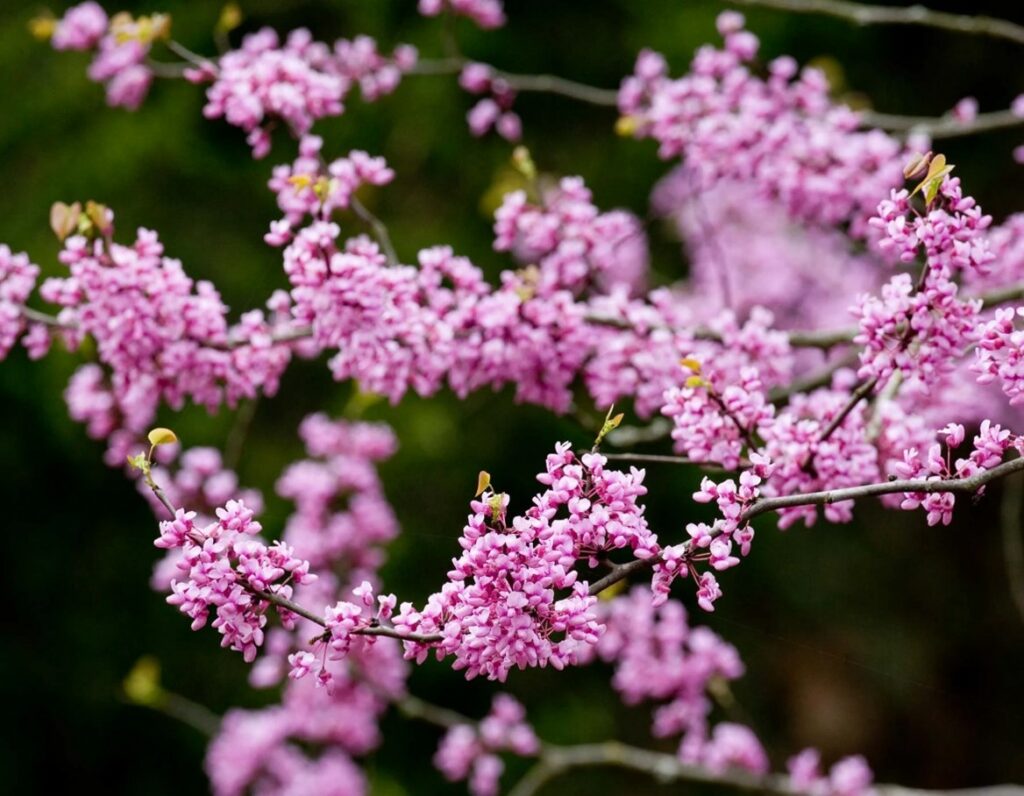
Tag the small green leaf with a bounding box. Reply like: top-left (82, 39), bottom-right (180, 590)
top-left (909, 153), bottom-right (954, 204)
top-left (124, 656), bottom-right (165, 707)
top-left (127, 453), bottom-right (151, 476)
top-left (594, 405), bottom-right (626, 448)
top-left (475, 470), bottom-right (491, 497)
top-left (216, 2), bottom-right (242, 34)
top-left (511, 146), bottom-right (536, 181)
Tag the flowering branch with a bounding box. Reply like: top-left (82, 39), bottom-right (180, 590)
top-left (248, 585), bottom-right (445, 644)
top-left (586, 455), bottom-right (1024, 599)
top-left (733, 0), bottom-right (1024, 46)
top-left (740, 455), bottom-right (1024, 522)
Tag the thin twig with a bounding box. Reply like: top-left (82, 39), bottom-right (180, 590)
top-left (815, 374), bottom-right (878, 445)
top-left (146, 59), bottom-right (189, 79)
top-left (413, 56), bottom-right (619, 106)
top-left (350, 196), bottom-right (399, 266)
top-left (16, 305), bottom-right (74, 329)
top-left (734, 0), bottom-right (1024, 46)
top-left (165, 39), bottom-right (215, 69)
top-left (144, 474), bottom-right (178, 519)
top-left (602, 452), bottom-right (739, 473)
top-left (861, 109), bottom-right (1024, 140)
top-left (492, 69), bottom-right (619, 106)
top-left (507, 739), bottom-right (1024, 796)
top-left (394, 694), bottom-right (469, 729)
top-left (249, 587), bottom-right (445, 644)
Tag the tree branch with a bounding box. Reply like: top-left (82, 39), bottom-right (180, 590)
top-left (507, 739), bottom-right (1024, 796)
top-left (733, 0), bottom-right (1024, 46)
top-left (861, 109), bottom-right (1024, 140)
top-left (602, 452), bottom-right (740, 473)
top-left (815, 374), bottom-right (878, 445)
top-left (350, 196), bottom-right (399, 267)
top-left (413, 57), bottom-right (619, 106)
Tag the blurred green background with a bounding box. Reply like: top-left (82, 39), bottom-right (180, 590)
top-left (2, 0), bottom-right (1023, 792)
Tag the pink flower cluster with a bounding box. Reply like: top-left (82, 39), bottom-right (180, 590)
top-left (857, 177), bottom-right (993, 389)
top-left (206, 676), bottom-right (384, 796)
top-left (651, 178), bottom-right (885, 329)
top-left (334, 36), bottom-right (417, 102)
top-left (198, 28), bottom-right (415, 156)
top-left (51, 1), bottom-right (107, 51)
top-left (40, 223), bottom-right (294, 464)
top-left (788, 749), bottom-right (876, 796)
top-left (275, 414), bottom-right (398, 573)
top-left (144, 445), bottom-right (265, 589)
top-left (286, 581), bottom-right (398, 690)
top-left (975, 307), bottom-right (1024, 406)
top-left (392, 443), bottom-right (657, 680)
top-left (894, 421), bottom-right (1021, 526)
top-left (156, 500), bottom-right (316, 662)
top-left (759, 383), bottom-right (881, 528)
top-left (459, 62), bottom-right (521, 141)
top-left (434, 694), bottom-right (539, 796)
top-left (654, 454), bottom-right (773, 611)
top-left (248, 415), bottom-right (405, 694)
top-left (585, 300), bottom-right (793, 420)
top-left (0, 245), bottom-right (40, 360)
top-left (267, 135), bottom-right (394, 228)
top-left (145, 446), bottom-right (264, 523)
top-left (590, 587), bottom-right (744, 741)
top-left (618, 12), bottom-right (905, 234)
top-left (51, 4), bottom-right (155, 109)
top-left (662, 367), bottom-right (773, 470)
top-left (493, 176), bottom-right (648, 295)
top-left (418, 0), bottom-right (505, 30)
top-left (204, 417), bottom-right (408, 796)
top-left (271, 199), bottom-right (593, 409)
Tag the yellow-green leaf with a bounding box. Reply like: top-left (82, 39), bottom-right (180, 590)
top-left (216, 2), bottom-right (243, 34)
top-left (147, 427), bottom-right (178, 447)
top-left (475, 470), bottom-right (491, 497)
top-left (679, 357), bottom-right (701, 373)
top-left (28, 14), bottom-right (56, 40)
top-left (123, 656), bottom-right (165, 707)
top-left (511, 146), bottom-right (536, 181)
top-left (615, 115), bottom-right (640, 137)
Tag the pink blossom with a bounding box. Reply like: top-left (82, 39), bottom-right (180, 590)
top-left (418, 0), bottom-right (505, 29)
top-left (52, 2), bottom-right (108, 51)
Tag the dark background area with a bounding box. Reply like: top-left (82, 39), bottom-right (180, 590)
top-left (1, 0), bottom-right (1023, 792)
